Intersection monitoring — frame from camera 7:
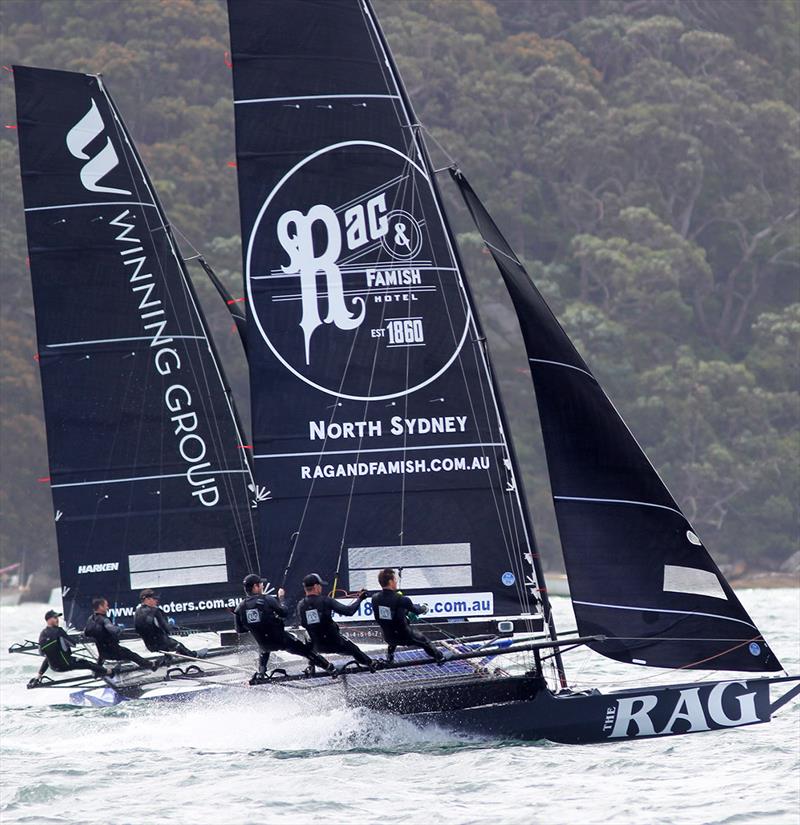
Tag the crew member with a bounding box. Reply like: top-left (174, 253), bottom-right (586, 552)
top-left (134, 589), bottom-right (204, 660)
top-left (371, 568), bottom-right (444, 663)
top-left (27, 609), bottom-right (110, 687)
top-left (234, 573), bottom-right (335, 682)
top-left (84, 597), bottom-right (158, 671)
top-left (297, 573), bottom-right (375, 671)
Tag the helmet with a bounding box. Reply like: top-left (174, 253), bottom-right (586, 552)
top-left (243, 573), bottom-right (263, 592)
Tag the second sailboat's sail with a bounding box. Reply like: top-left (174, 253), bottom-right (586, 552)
top-left (14, 66), bottom-right (259, 627)
top-left (228, 0), bottom-right (543, 624)
top-left (453, 170), bottom-right (782, 673)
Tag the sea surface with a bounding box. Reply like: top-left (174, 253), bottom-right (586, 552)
top-left (1, 591), bottom-right (798, 825)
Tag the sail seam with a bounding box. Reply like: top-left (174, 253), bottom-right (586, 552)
top-left (234, 93), bottom-right (401, 105)
top-left (253, 266), bottom-right (456, 280)
top-left (572, 600), bottom-right (758, 631)
top-left (255, 442), bottom-right (505, 460)
top-left (25, 201), bottom-right (157, 212)
top-left (46, 335), bottom-right (206, 348)
top-left (529, 358), bottom-right (595, 381)
top-left (270, 286), bottom-right (439, 301)
top-left (51, 470), bottom-right (249, 489)
top-left (554, 496), bottom-right (685, 519)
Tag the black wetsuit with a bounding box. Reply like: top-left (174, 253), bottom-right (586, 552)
top-left (297, 593), bottom-right (373, 667)
top-left (37, 625), bottom-right (106, 678)
top-left (234, 593), bottom-right (331, 674)
top-left (84, 612), bottom-right (153, 669)
top-left (371, 588), bottom-right (443, 662)
top-left (134, 604), bottom-right (196, 658)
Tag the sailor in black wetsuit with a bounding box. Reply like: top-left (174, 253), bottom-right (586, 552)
top-left (27, 609), bottom-right (109, 687)
top-left (84, 597), bottom-right (158, 671)
top-left (234, 573), bottom-right (334, 682)
top-left (134, 589), bottom-right (202, 660)
top-left (297, 573), bottom-right (375, 670)
top-left (371, 568), bottom-right (444, 663)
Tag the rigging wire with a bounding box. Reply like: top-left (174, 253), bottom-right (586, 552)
top-left (360, 6), bottom-right (544, 629)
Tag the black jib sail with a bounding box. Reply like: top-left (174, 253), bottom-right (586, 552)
top-left (14, 66), bottom-right (259, 628)
top-left (227, 0), bottom-right (547, 629)
top-left (452, 169), bottom-right (782, 673)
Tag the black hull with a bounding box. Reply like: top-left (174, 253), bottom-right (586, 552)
top-left (349, 673), bottom-right (793, 744)
top-left (61, 649), bottom-right (798, 745)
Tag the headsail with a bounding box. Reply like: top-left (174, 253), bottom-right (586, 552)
top-left (14, 66), bottom-right (259, 628)
top-left (227, 0), bottom-right (547, 628)
top-left (195, 256), bottom-right (248, 354)
top-left (452, 169), bottom-right (782, 672)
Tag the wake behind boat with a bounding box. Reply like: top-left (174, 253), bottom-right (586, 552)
top-left (8, 0), bottom-right (798, 743)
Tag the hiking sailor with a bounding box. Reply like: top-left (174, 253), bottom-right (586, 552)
top-left (27, 609), bottom-right (109, 687)
top-left (84, 597), bottom-right (159, 671)
top-left (371, 568), bottom-right (444, 663)
top-left (234, 573), bottom-right (335, 682)
top-left (134, 589), bottom-right (205, 660)
top-left (297, 573), bottom-right (376, 671)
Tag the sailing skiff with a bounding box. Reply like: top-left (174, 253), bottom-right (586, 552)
top-left (9, 0), bottom-right (798, 744)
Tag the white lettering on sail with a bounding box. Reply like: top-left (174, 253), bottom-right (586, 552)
top-left (390, 416), bottom-right (468, 436)
top-left (299, 455), bottom-right (491, 479)
top-left (277, 204), bottom-right (366, 365)
top-left (66, 99), bottom-right (131, 195)
top-left (77, 562), bottom-right (120, 574)
top-left (345, 193), bottom-right (389, 249)
top-left (109, 210), bottom-right (219, 507)
top-left (246, 141), bottom-right (471, 401)
top-left (306, 416), bottom-right (469, 440)
top-left (309, 419), bottom-right (383, 440)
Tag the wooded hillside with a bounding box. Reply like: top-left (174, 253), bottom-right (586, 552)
top-left (1, 0), bottom-right (797, 578)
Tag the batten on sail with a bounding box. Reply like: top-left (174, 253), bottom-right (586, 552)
top-left (451, 169), bottom-right (781, 673)
top-left (14, 66), bottom-right (259, 628)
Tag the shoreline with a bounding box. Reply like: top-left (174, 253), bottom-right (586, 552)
top-left (728, 572), bottom-right (800, 589)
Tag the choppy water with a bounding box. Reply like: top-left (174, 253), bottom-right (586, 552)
top-left (1, 591), bottom-right (798, 825)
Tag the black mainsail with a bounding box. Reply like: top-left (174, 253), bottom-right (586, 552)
top-left (452, 170), bottom-right (782, 673)
top-left (227, 0), bottom-right (549, 632)
top-left (14, 66), bottom-right (259, 628)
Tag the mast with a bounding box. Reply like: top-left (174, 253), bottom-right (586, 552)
top-left (359, 0), bottom-right (565, 681)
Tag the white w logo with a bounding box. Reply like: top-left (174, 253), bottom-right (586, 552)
top-left (66, 99), bottom-right (131, 196)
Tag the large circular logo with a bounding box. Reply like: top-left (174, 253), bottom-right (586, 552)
top-left (245, 141), bottom-right (471, 401)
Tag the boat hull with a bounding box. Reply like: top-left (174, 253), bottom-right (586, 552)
top-left (62, 658), bottom-right (794, 746)
top-left (391, 675), bottom-right (778, 744)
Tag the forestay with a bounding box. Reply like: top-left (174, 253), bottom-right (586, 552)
top-left (452, 169), bottom-right (782, 672)
top-left (227, 0), bottom-right (544, 624)
top-left (14, 66), bottom-right (259, 628)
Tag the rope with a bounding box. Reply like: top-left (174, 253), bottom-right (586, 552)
top-left (563, 635), bottom-right (768, 691)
